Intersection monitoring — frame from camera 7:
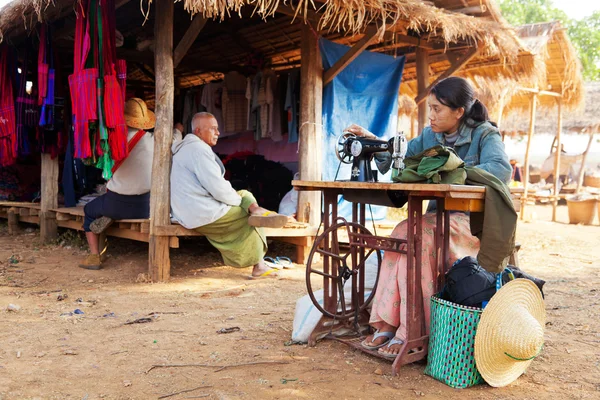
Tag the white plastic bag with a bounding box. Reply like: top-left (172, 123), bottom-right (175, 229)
top-left (291, 252), bottom-right (380, 343)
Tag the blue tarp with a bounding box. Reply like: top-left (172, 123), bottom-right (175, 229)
top-left (320, 38), bottom-right (405, 220)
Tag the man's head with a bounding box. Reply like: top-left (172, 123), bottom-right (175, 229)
top-left (191, 112), bottom-right (219, 146)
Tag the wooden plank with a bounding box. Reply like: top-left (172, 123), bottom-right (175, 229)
top-left (149, 0), bottom-right (175, 282)
top-left (415, 46), bottom-right (479, 105)
top-left (297, 23), bottom-right (323, 226)
top-left (19, 208), bottom-right (30, 216)
top-left (140, 221), bottom-right (150, 234)
top-left (18, 216), bottom-right (40, 224)
top-left (518, 87), bottom-right (562, 98)
top-left (521, 94), bottom-right (537, 220)
top-left (552, 99), bottom-right (562, 222)
top-left (445, 198), bottom-right (484, 212)
top-left (173, 15), bottom-right (208, 69)
top-left (169, 236), bottom-right (180, 248)
top-left (416, 47), bottom-right (429, 134)
top-left (323, 27), bottom-right (379, 85)
top-left (293, 180), bottom-right (486, 194)
top-left (40, 154), bottom-right (59, 243)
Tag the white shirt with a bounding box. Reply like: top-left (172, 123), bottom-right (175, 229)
top-left (107, 128), bottom-right (153, 195)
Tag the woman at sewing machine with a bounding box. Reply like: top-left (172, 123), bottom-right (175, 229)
top-left (345, 76), bottom-right (511, 358)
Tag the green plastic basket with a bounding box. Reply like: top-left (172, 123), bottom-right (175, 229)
top-left (425, 295), bottom-right (484, 388)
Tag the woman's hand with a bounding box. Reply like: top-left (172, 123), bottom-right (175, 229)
top-left (343, 124), bottom-right (377, 139)
top-left (174, 122), bottom-right (184, 133)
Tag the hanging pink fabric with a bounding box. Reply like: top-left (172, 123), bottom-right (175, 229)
top-left (37, 24), bottom-right (49, 106)
top-left (0, 44), bottom-right (17, 167)
top-left (101, 0), bottom-right (127, 161)
top-left (68, 0), bottom-right (98, 159)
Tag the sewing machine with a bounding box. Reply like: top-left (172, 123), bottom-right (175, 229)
top-left (335, 131), bottom-right (407, 182)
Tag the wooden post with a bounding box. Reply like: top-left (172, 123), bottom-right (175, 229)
top-left (40, 154), bottom-right (58, 243)
top-left (576, 132), bottom-right (595, 193)
top-left (416, 47), bottom-right (429, 134)
top-left (521, 94), bottom-right (537, 220)
top-left (7, 207), bottom-right (19, 235)
top-left (297, 23), bottom-right (323, 226)
top-left (552, 99), bottom-right (562, 222)
top-left (149, 0), bottom-right (174, 281)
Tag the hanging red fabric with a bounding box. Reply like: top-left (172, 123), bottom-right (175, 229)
top-left (0, 44), bottom-right (17, 167)
top-left (37, 24), bottom-right (48, 106)
top-left (116, 59), bottom-right (127, 102)
top-left (101, 0), bottom-right (128, 161)
top-left (68, 0), bottom-right (99, 159)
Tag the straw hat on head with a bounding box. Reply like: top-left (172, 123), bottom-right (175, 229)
top-left (474, 279), bottom-right (546, 387)
top-left (124, 98), bottom-right (155, 130)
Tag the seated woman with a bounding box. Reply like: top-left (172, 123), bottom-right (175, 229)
top-left (346, 77), bottom-right (512, 358)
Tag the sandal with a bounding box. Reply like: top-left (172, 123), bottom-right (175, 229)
top-left (377, 337), bottom-right (405, 360)
top-left (360, 330), bottom-right (395, 350)
top-left (248, 268), bottom-right (279, 280)
top-left (263, 256), bottom-right (295, 270)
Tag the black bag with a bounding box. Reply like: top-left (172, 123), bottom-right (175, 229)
top-left (441, 256), bottom-right (545, 308)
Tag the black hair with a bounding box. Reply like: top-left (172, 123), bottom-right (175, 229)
top-left (429, 76), bottom-right (495, 127)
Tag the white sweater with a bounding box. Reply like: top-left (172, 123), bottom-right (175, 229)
top-left (170, 134), bottom-right (242, 229)
top-left (107, 128), bottom-right (153, 195)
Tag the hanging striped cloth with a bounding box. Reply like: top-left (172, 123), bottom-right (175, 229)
top-left (116, 59), bottom-right (127, 102)
top-left (15, 42), bottom-right (37, 156)
top-left (101, 0), bottom-right (127, 161)
top-left (68, 0), bottom-right (98, 159)
top-left (0, 44), bottom-right (17, 167)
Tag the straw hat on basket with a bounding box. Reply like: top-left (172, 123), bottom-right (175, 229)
top-left (474, 279), bottom-right (546, 387)
top-left (124, 98), bottom-right (155, 130)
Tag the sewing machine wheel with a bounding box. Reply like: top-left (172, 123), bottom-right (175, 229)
top-left (335, 132), bottom-right (356, 164)
top-left (306, 220), bottom-right (382, 320)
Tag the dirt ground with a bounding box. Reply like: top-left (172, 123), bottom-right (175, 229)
top-left (1, 204), bottom-right (599, 400)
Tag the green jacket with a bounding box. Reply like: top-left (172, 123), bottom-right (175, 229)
top-left (395, 145), bottom-right (516, 273)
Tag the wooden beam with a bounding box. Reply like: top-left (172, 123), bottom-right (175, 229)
top-left (576, 133), bottom-right (595, 194)
top-left (415, 46), bottom-right (479, 105)
top-left (323, 27), bottom-right (379, 85)
top-left (416, 47), bottom-right (429, 134)
top-left (521, 94), bottom-right (537, 220)
top-left (394, 34), bottom-right (434, 49)
top-left (135, 63), bottom-right (156, 82)
top-left (552, 99), bottom-right (562, 222)
top-left (149, 0), bottom-right (174, 282)
top-left (40, 154), bottom-right (58, 243)
top-left (517, 87), bottom-right (562, 98)
top-left (173, 15), bottom-right (208, 69)
top-left (297, 23), bottom-right (323, 227)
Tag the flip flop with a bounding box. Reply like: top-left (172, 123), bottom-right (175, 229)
top-left (248, 211), bottom-right (288, 228)
top-left (276, 256), bottom-right (294, 269)
top-left (248, 268), bottom-right (279, 280)
top-left (263, 257), bottom-right (283, 270)
top-left (377, 337), bottom-right (405, 359)
top-left (360, 330), bottom-right (395, 350)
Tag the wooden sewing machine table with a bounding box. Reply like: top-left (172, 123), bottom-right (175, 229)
top-left (292, 180), bottom-right (486, 375)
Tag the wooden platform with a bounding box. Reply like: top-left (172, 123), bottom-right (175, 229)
top-left (0, 202), bottom-right (317, 263)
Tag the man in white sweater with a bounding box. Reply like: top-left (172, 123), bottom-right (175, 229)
top-left (170, 112), bottom-right (288, 278)
top-left (79, 98), bottom-right (155, 270)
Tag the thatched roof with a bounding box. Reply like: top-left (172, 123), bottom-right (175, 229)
top-left (0, 0), bottom-right (534, 113)
top-left (501, 21), bottom-right (584, 113)
top-left (501, 82), bottom-right (600, 135)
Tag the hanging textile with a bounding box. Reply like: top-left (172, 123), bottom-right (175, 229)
top-left (39, 24), bottom-right (55, 130)
top-left (0, 44), bottom-right (17, 167)
top-left (320, 38), bottom-right (405, 220)
top-left (15, 41), bottom-right (38, 156)
top-left (68, 0), bottom-right (99, 160)
top-left (116, 59), bottom-right (127, 102)
top-left (101, 0), bottom-right (127, 161)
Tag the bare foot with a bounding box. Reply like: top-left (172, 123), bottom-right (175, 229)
top-left (378, 337), bottom-right (405, 357)
top-left (251, 260), bottom-right (279, 277)
top-left (362, 323), bottom-right (397, 348)
top-left (249, 205), bottom-right (270, 216)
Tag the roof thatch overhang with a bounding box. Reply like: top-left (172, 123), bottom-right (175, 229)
top-left (0, 0), bottom-right (533, 111)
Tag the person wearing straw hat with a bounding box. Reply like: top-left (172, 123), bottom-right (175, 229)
top-left (170, 112), bottom-right (289, 279)
top-left (474, 279), bottom-right (546, 387)
top-left (79, 98), bottom-right (156, 270)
